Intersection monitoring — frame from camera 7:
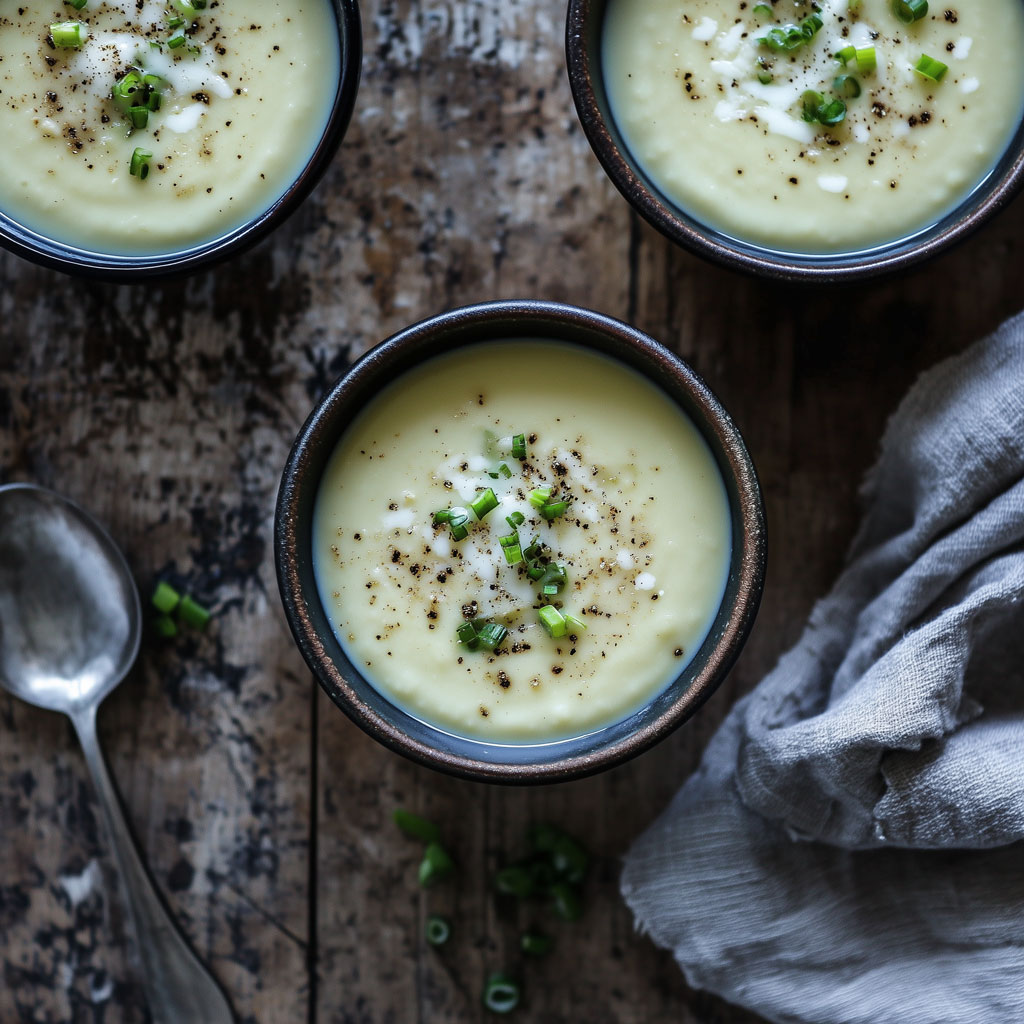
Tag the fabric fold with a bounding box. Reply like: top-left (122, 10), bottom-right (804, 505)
top-left (623, 312), bottom-right (1024, 1023)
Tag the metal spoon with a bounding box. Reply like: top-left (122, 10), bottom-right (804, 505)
top-left (0, 483), bottom-right (235, 1024)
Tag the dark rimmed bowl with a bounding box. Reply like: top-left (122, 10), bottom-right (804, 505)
top-left (0, 0), bottom-right (361, 280)
top-left (566, 0), bottom-right (1024, 283)
top-left (276, 300), bottom-right (765, 784)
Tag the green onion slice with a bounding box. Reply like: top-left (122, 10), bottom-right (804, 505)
top-left (539, 499), bottom-right (568, 521)
top-left (834, 45), bottom-right (856, 65)
top-left (495, 864), bottom-right (536, 898)
top-left (520, 932), bottom-right (553, 956)
top-left (538, 606), bottom-right (566, 639)
top-left (833, 74), bottom-right (861, 98)
top-left (425, 915), bottom-right (451, 946)
top-left (855, 46), bottom-right (877, 72)
top-left (752, 3), bottom-right (773, 17)
top-left (433, 507), bottom-right (470, 541)
top-left (457, 619), bottom-right (508, 652)
top-left (913, 53), bottom-right (948, 81)
top-left (153, 614), bottom-right (178, 638)
top-left (482, 974), bottom-right (520, 1014)
top-left (564, 612), bottom-right (588, 635)
top-left (129, 147), bottom-right (153, 180)
top-left (892, 0), bottom-right (928, 23)
top-left (50, 21), bottom-right (85, 47)
top-left (550, 880), bottom-right (583, 921)
top-left (511, 433), bottom-right (526, 459)
top-left (487, 462), bottom-right (513, 480)
top-left (758, 13), bottom-right (822, 53)
top-left (470, 488), bottom-right (498, 520)
top-left (392, 808), bottom-right (441, 843)
top-left (506, 511), bottom-right (525, 529)
top-left (65, 0), bottom-right (88, 10)
top-left (418, 842), bottom-right (455, 887)
top-left (152, 581), bottom-right (181, 614)
top-left (178, 594), bottom-right (211, 630)
top-left (528, 486), bottom-right (551, 509)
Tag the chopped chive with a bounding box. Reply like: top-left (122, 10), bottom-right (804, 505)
top-left (153, 614), bottom-right (178, 638)
top-left (539, 499), bottom-right (568, 521)
top-left (506, 511), bottom-right (524, 529)
top-left (802, 91), bottom-right (846, 126)
top-left (550, 833), bottom-right (590, 884)
top-left (502, 544), bottom-right (523, 566)
top-left (178, 594), bottom-right (210, 630)
top-left (892, 0), bottom-right (927, 23)
top-left (528, 487), bottom-right (551, 509)
top-left (168, 31), bottom-right (186, 48)
top-left (759, 13), bottom-right (822, 53)
top-left (538, 606), bottom-right (566, 639)
top-left (425, 915), bottom-right (451, 946)
top-left (833, 74), bottom-right (861, 98)
top-left (434, 507), bottom-right (470, 540)
top-left (855, 46), bottom-right (877, 72)
top-left (564, 613), bottom-right (587, 635)
top-left (470, 488), bottom-right (498, 520)
top-left (393, 808), bottom-right (441, 843)
top-left (128, 105), bottom-right (149, 129)
top-left (520, 932), bottom-right (553, 956)
top-left (65, 0), bottom-right (88, 9)
top-left (913, 53), bottom-right (948, 82)
top-left (129, 147), bottom-right (153, 180)
top-left (418, 842), bottom-right (455, 887)
top-left (476, 622), bottom-right (508, 651)
top-left (848, 0), bottom-right (863, 12)
top-left (752, 3), bottom-right (773, 17)
top-left (50, 21), bottom-right (85, 47)
top-left (537, 562), bottom-right (567, 596)
top-left (487, 462), bottom-right (513, 479)
top-left (550, 881), bottom-right (583, 921)
top-left (834, 45), bottom-right (856, 65)
top-left (152, 581), bottom-right (181, 614)
top-left (495, 864), bottom-right (536, 898)
top-left (511, 433), bottom-right (526, 459)
top-left (167, 15), bottom-right (185, 27)
top-left (482, 974), bottom-right (520, 1015)
top-left (171, 0), bottom-right (206, 16)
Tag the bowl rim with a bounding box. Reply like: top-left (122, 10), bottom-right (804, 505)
top-left (275, 299), bottom-right (766, 784)
top-left (0, 0), bottom-right (362, 280)
top-left (565, 0), bottom-right (1024, 283)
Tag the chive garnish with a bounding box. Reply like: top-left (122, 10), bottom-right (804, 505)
top-left (564, 612), bottom-right (588, 635)
top-left (470, 488), bottom-right (498, 520)
top-left (487, 462), bottom-right (513, 479)
top-left (418, 842), bottom-right (455, 887)
top-left (538, 606), bottom-right (567, 639)
top-left (506, 511), bottom-right (525, 529)
top-left (758, 14), bottom-right (822, 54)
top-left (511, 433), bottom-right (527, 459)
top-left (129, 147), bottom-right (153, 180)
top-left (752, 3), bottom-right (773, 17)
top-left (168, 31), bottom-right (186, 48)
top-left (457, 619), bottom-right (509, 652)
top-left (833, 74), bottom-right (861, 98)
top-left (855, 46), bottom-right (877, 72)
top-left (433, 507), bottom-right (470, 540)
top-left (65, 0), bottom-right (88, 9)
top-left (913, 53), bottom-right (948, 82)
top-left (539, 499), bottom-right (568, 521)
top-left (802, 91), bottom-right (847, 126)
top-left (892, 0), bottom-right (928, 23)
top-left (50, 21), bottom-right (85, 47)
top-left (528, 487), bottom-right (551, 509)
top-left (425, 915), bottom-right (451, 946)
top-left (393, 808), bottom-right (441, 843)
top-left (178, 595), bottom-right (211, 631)
top-left (153, 614), bottom-right (178, 638)
top-left (152, 581), bottom-right (181, 614)
top-left (482, 974), bottom-right (520, 1015)
top-left (520, 932), bottom-right (553, 956)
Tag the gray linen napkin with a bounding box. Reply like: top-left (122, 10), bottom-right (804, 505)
top-left (622, 312), bottom-right (1024, 1024)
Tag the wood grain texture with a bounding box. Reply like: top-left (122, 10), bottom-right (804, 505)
top-left (3, 0), bottom-right (1024, 1020)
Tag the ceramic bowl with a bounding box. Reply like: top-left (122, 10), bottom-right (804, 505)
top-left (0, 0), bottom-right (361, 280)
top-left (275, 300), bottom-right (765, 783)
top-left (566, 0), bottom-right (1024, 282)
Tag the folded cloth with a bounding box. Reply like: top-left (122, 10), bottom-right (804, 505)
top-left (621, 312), bottom-right (1024, 1024)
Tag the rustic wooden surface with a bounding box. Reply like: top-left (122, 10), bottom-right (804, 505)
top-left (3, 0), bottom-right (1024, 1021)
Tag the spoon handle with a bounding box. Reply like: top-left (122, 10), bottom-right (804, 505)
top-left (71, 705), bottom-right (236, 1024)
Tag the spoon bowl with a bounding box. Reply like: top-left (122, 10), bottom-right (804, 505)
top-left (0, 484), bottom-right (141, 713)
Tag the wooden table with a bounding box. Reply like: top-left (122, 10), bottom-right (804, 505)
top-left (2, 1), bottom-right (1023, 1020)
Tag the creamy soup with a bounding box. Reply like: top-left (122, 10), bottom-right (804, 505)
top-left (313, 341), bottom-right (732, 743)
top-left (603, 0), bottom-right (1024, 253)
top-left (0, 1), bottom-right (339, 255)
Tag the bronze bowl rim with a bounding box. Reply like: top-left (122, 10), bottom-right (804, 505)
top-left (274, 299), bottom-right (766, 784)
top-left (565, 0), bottom-right (1024, 283)
top-left (0, 0), bottom-right (362, 280)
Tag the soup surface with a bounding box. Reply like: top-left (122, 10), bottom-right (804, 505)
top-left (0, 0), bottom-right (339, 254)
top-left (603, 0), bottom-right (1024, 253)
top-left (313, 340), bottom-right (732, 743)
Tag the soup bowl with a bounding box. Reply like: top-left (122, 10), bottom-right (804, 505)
top-left (567, 0), bottom-right (1024, 282)
top-left (0, 0), bottom-right (361, 279)
top-left (275, 300), bottom-right (765, 783)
